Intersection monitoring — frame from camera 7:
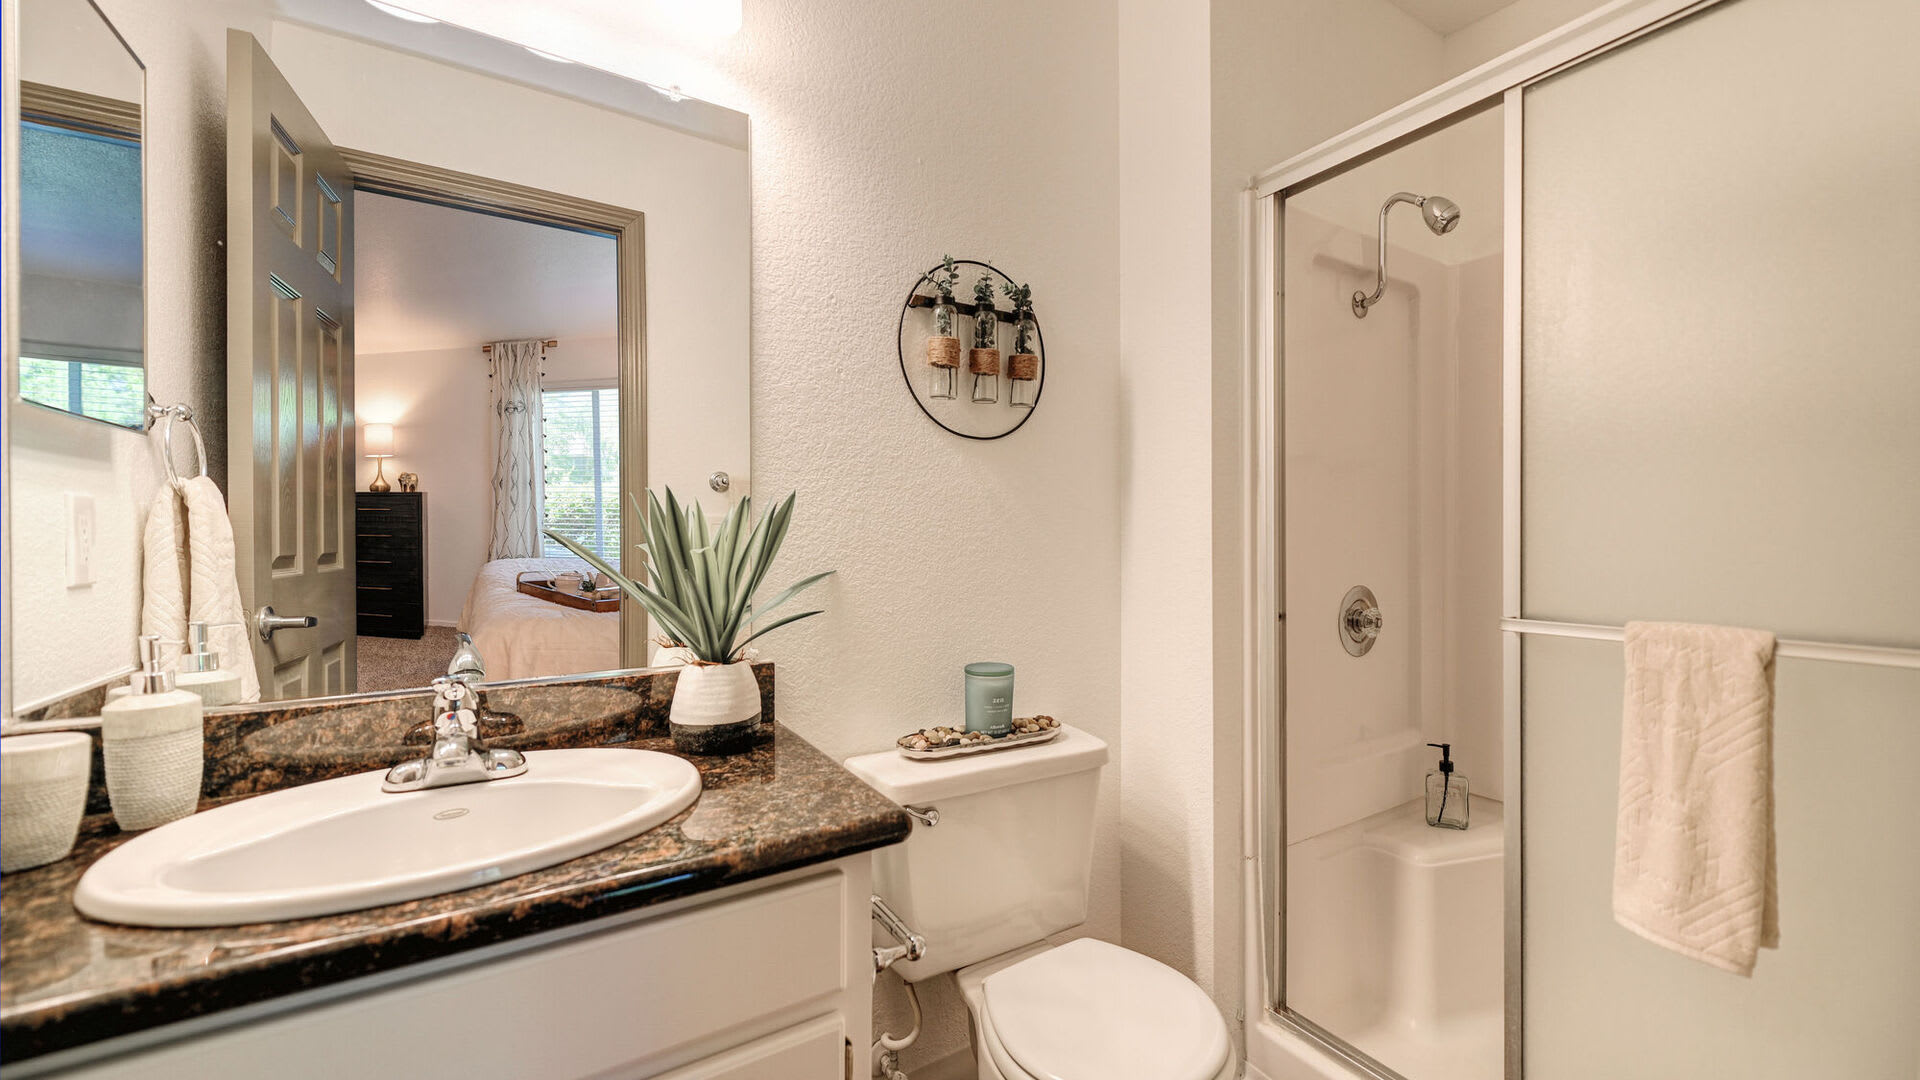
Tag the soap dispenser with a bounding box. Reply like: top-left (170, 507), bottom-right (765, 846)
top-left (100, 635), bottom-right (205, 830)
top-left (176, 621), bottom-right (243, 707)
top-left (1424, 742), bottom-right (1468, 830)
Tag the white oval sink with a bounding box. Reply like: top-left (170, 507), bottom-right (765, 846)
top-left (74, 748), bottom-right (702, 927)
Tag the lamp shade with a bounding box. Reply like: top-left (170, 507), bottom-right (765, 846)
top-left (363, 423), bottom-right (395, 458)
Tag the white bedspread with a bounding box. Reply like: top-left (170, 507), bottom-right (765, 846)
top-left (457, 557), bottom-right (621, 682)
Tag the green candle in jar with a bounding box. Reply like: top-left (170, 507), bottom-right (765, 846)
top-left (964, 663), bottom-right (1015, 736)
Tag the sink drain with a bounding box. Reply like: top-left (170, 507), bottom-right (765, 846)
top-left (433, 807), bottom-right (471, 820)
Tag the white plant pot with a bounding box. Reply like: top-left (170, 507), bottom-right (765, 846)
top-left (668, 661), bottom-right (763, 754)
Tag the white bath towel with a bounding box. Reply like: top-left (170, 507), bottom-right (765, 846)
top-left (1614, 621), bottom-right (1778, 976)
top-left (180, 477), bottom-right (261, 703)
top-left (140, 484), bottom-right (192, 677)
top-left (140, 478), bottom-right (261, 702)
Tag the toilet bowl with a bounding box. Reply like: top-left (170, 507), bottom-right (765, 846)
top-left (956, 938), bottom-right (1237, 1080)
top-left (845, 726), bottom-right (1238, 1080)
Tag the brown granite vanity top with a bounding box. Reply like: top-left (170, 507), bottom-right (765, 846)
top-left (0, 666), bottom-right (911, 1064)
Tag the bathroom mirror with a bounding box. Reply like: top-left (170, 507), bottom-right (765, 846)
top-left (4, 0), bottom-right (750, 715)
top-left (13, 0), bottom-right (146, 429)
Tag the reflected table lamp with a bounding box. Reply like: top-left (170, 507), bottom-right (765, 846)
top-left (365, 423), bottom-right (396, 492)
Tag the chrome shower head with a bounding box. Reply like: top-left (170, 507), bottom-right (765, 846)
top-left (1421, 195), bottom-right (1461, 235)
top-left (1352, 191), bottom-right (1464, 317)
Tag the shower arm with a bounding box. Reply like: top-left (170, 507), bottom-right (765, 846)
top-left (1351, 192), bottom-right (1426, 319)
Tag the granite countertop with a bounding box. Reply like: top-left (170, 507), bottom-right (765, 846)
top-left (0, 668), bottom-right (910, 1064)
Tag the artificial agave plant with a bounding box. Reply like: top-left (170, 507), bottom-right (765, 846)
top-left (544, 488), bottom-right (833, 665)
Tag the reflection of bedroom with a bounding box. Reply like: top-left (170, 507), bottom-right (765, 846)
top-left (351, 191), bottom-right (622, 693)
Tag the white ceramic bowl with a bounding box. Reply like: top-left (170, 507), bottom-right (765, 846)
top-left (1, 732), bottom-right (94, 872)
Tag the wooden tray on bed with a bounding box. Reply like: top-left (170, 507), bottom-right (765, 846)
top-left (515, 573), bottom-right (623, 613)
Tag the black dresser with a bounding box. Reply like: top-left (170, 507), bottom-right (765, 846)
top-left (355, 492), bottom-right (427, 639)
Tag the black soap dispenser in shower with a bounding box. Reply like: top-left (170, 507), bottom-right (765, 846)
top-left (1424, 743), bottom-right (1469, 830)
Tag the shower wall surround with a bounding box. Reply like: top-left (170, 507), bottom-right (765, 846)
top-left (1521, 0), bottom-right (1920, 1074)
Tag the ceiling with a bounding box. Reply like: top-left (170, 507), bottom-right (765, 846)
top-left (1385, 0), bottom-right (1521, 35)
top-left (354, 191), bottom-right (617, 355)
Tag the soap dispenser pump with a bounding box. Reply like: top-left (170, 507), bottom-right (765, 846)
top-left (176, 621), bottom-right (244, 707)
top-left (1424, 742), bottom-right (1468, 830)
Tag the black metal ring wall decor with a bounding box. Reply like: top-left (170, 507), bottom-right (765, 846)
top-left (896, 258), bottom-right (1045, 440)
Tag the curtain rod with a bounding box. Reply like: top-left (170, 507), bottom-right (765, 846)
top-left (1499, 618), bottom-right (1920, 670)
top-left (481, 339), bottom-right (559, 353)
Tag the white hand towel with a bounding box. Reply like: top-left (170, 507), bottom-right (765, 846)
top-left (140, 484), bottom-right (191, 678)
top-left (179, 476), bottom-right (261, 703)
top-left (1614, 620), bottom-right (1778, 976)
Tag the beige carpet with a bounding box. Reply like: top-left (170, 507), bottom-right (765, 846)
top-left (357, 626), bottom-right (460, 693)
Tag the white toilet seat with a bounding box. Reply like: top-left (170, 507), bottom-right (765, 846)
top-left (957, 938), bottom-right (1237, 1080)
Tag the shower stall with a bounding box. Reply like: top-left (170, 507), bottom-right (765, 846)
top-left (1246, 0), bottom-right (1920, 1078)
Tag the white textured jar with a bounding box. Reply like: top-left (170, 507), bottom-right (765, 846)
top-left (0, 732), bottom-right (94, 871)
top-left (101, 687), bottom-right (205, 831)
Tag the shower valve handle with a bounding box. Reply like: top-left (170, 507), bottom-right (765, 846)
top-left (1345, 605), bottom-right (1383, 640)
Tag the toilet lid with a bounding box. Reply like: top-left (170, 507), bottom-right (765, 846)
top-left (982, 938), bottom-right (1230, 1080)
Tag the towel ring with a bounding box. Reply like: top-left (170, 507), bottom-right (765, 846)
top-left (145, 403), bottom-right (209, 484)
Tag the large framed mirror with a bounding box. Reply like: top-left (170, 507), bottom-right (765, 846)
top-left (13, 0), bottom-right (144, 429)
top-left (4, 0), bottom-right (750, 713)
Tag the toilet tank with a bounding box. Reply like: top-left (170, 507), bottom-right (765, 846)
top-left (845, 724), bottom-right (1108, 981)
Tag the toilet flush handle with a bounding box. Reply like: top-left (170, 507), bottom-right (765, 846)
top-left (903, 804), bottom-right (939, 828)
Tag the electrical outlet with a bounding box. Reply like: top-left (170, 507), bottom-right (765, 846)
top-left (66, 492), bottom-right (96, 588)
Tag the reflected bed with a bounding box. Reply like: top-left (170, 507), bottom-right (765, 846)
top-left (457, 557), bottom-right (620, 682)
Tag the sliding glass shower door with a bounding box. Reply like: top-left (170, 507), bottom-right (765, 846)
top-left (1518, 0), bottom-right (1920, 1075)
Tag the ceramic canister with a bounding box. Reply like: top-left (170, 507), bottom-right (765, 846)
top-left (964, 662), bottom-right (1015, 737)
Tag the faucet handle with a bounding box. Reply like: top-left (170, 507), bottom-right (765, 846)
top-left (430, 675), bottom-right (471, 709)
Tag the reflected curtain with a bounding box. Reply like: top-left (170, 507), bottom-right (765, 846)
top-left (487, 339), bottom-right (545, 559)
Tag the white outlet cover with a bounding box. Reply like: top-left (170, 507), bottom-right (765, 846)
top-left (66, 492), bottom-right (95, 588)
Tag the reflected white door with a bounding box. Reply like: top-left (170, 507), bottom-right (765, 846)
top-left (225, 30), bottom-right (355, 700)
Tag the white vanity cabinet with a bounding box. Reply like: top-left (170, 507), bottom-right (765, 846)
top-left (46, 857), bottom-right (872, 1080)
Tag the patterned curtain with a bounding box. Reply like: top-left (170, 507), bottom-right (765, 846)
top-left (487, 339), bottom-right (545, 559)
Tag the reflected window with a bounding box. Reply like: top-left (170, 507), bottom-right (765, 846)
top-left (541, 385), bottom-right (620, 562)
top-left (19, 355), bottom-right (145, 428)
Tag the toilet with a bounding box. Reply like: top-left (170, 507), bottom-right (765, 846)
top-left (847, 725), bottom-right (1236, 1080)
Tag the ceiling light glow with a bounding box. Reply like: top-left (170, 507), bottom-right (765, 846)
top-left (647, 0), bottom-right (741, 37)
top-left (365, 0), bottom-right (439, 24)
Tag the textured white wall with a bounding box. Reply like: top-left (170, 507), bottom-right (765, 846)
top-left (388, 2), bottom-right (1125, 1069)
top-left (1115, 0), bottom-right (1220, 1001)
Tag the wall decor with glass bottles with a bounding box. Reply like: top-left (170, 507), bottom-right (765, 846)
top-left (897, 256), bottom-right (1045, 440)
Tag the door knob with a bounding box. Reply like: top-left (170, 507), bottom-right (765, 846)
top-left (256, 606), bottom-right (317, 642)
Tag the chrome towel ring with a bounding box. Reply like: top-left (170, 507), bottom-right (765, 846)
top-left (145, 402), bottom-right (209, 484)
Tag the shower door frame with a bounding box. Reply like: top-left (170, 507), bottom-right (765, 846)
top-left (1243, 1), bottom-right (1738, 1077)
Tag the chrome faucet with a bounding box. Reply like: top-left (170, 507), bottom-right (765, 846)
top-left (381, 659), bottom-right (527, 793)
top-left (447, 631), bottom-right (486, 683)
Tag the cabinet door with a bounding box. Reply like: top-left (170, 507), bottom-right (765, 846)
top-left (627, 1015), bottom-right (844, 1080)
top-left (55, 872), bottom-right (849, 1080)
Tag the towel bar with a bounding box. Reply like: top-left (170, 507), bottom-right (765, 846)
top-left (1499, 618), bottom-right (1920, 670)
